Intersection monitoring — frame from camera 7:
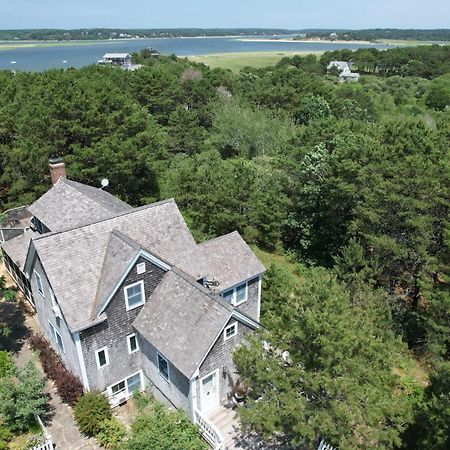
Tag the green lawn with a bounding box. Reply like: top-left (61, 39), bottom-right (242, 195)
top-left (188, 50), bottom-right (323, 71)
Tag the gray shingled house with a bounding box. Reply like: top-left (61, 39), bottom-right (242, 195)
top-left (1, 160), bottom-right (264, 431)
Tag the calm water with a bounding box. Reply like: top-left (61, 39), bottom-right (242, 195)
top-left (0, 37), bottom-right (395, 72)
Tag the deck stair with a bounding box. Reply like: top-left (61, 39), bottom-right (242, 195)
top-left (208, 407), bottom-right (240, 449)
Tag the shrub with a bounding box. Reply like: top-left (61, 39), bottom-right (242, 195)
top-left (55, 368), bottom-right (84, 406)
top-left (0, 424), bottom-right (12, 450)
top-left (125, 402), bottom-right (207, 450)
top-left (0, 351), bottom-right (15, 378)
top-left (29, 333), bottom-right (83, 406)
top-left (74, 391), bottom-right (112, 437)
top-left (132, 389), bottom-right (155, 412)
top-left (96, 417), bottom-right (127, 449)
top-left (0, 361), bottom-right (47, 433)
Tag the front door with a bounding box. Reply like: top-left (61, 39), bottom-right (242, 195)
top-left (200, 370), bottom-right (219, 413)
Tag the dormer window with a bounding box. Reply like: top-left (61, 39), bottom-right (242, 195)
top-left (124, 281), bottom-right (145, 311)
top-left (221, 282), bottom-right (248, 306)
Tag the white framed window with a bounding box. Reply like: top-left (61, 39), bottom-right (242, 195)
top-left (48, 321), bottom-right (65, 352)
top-left (124, 280), bottom-right (145, 311)
top-left (235, 283), bottom-right (247, 305)
top-left (136, 262), bottom-right (146, 275)
top-left (157, 352), bottom-right (170, 382)
top-left (127, 333), bottom-right (139, 354)
top-left (222, 289), bottom-right (234, 303)
top-left (96, 347), bottom-right (109, 368)
top-left (224, 322), bottom-right (238, 341)
top-left (35, 271), bottom-right (44, 297)
top-left (50, 291), bottom-right (57, 308)
top-left (108, 371), bottom-right (143, 400)
top-left (221, 282), bottom-right (248, 306)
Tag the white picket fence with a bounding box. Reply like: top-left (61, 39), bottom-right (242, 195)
top-left (317, 439), bottom-right (336, 450)
top-left (29, 416), bottom-right (53, 450)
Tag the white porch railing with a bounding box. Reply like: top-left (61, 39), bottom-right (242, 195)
top-left (318, 439), bottom-right (337, 450)
top-left (29, 416), bottom-right (53, 450)
top-left (194, 408), bottom-right (225, 450)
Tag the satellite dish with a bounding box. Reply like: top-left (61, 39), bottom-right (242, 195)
top-left (101, 178), bottom-right (109, 189)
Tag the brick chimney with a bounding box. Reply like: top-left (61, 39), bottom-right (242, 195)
top-left (48, 158), bottom-right (66, 185)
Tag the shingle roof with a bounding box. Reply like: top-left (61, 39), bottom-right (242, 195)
top-left (198, 231), bottom-right (265, 291)
top-left (1, 229), bottom-right (36, 270)
top-left (91, 231), bottom-right (140, 319)
top-left (133, 270), bottom-right (237, 378)
top-left (31, 200), bottom-right (210, 331)
top-left (28, 178), bottom-right (132, 232)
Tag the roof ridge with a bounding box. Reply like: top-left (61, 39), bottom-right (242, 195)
top-left (63, 179), bottom-right (130, 207)
top-left (91, 230), bottom-right (141, 319)
top-left (110, 229), bottom-right (142, 251)
top-left (198, 230), bottom-right (240, 246)
top-left (32, 198), bottom-right (176, 242)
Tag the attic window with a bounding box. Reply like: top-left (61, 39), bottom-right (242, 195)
top-left (124, 281), bottom-right (145, 311)
top-left (224, 322), bottom-right (238, 341)
top-left (136, 262), bottom-right (146, 275)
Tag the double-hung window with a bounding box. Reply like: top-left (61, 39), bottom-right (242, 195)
top-left (221, 282), bottom-right (248, 306)
top-left (35, 271), bottom-right (44, 297)
top-left (48, 321), bottom-right (64, 352)
top-left (157, 353), bottom-right (170, 381)
top-left (124, 281), bottom-right (145, 311)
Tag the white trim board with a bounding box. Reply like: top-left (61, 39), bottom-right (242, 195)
top-left (97, 249), bottom-right (171, 317)
top-left (74, 332), bottom-right (90, 390)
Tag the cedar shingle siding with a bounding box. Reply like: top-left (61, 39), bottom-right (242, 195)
top-left (80, 257), bottom-right (165, 392)
top-left (2, 174), bottom-right (265, 416)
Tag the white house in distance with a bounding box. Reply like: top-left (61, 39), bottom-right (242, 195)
top-left (327, 60), bottom-right (360, 83)
top-left (327, 60), bottom-right (351, 72)
top-left (98, 53), bottom-right (132, 66)
top-left (98, 53), bottom-right (143, 71)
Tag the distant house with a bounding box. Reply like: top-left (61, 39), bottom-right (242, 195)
top-left (1, 159), bottom-right (264, 446)
top-left (98, 53), bottom-right (132, 67)
top-left (339, 68), bottom-right (360, 83)
top-left (327, 60), bottom-right (352, 72)
top-left (146, 48), bottom-right (160, 58)
top-left (327, 61), bottom-right (360, 83)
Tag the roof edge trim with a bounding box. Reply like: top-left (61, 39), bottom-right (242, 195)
top-left (96, 248), bottom-right (171, 318)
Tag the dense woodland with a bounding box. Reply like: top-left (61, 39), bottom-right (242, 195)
top-left (303, 28), bottom-right (450, 42)
top-left (1, 28), bottom-right (449, 41)
top-left (0, 45), bottom-right (449, 449)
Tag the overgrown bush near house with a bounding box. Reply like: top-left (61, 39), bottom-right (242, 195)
top-left (55, 367), bottom-right (84, 406)
top-left (96, 417), bottom-right (127, 449)
top-left (29, 333), bottom-right (84, 405)
top-left (132, 389), bottom-right (155, 412)
top-left (0, 361), bottom-right (47, 433)
top-left (74, 391), bottom-right (112, 437)
top-left (125, 402), bottom-right (207, 450)
top-left (0, 351), bottom-right (15, 378)
top-left (0, 424), bottom-right (12, 450)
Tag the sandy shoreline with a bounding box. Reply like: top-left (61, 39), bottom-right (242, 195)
top-left (235, 37), bottom-right (383, 45)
